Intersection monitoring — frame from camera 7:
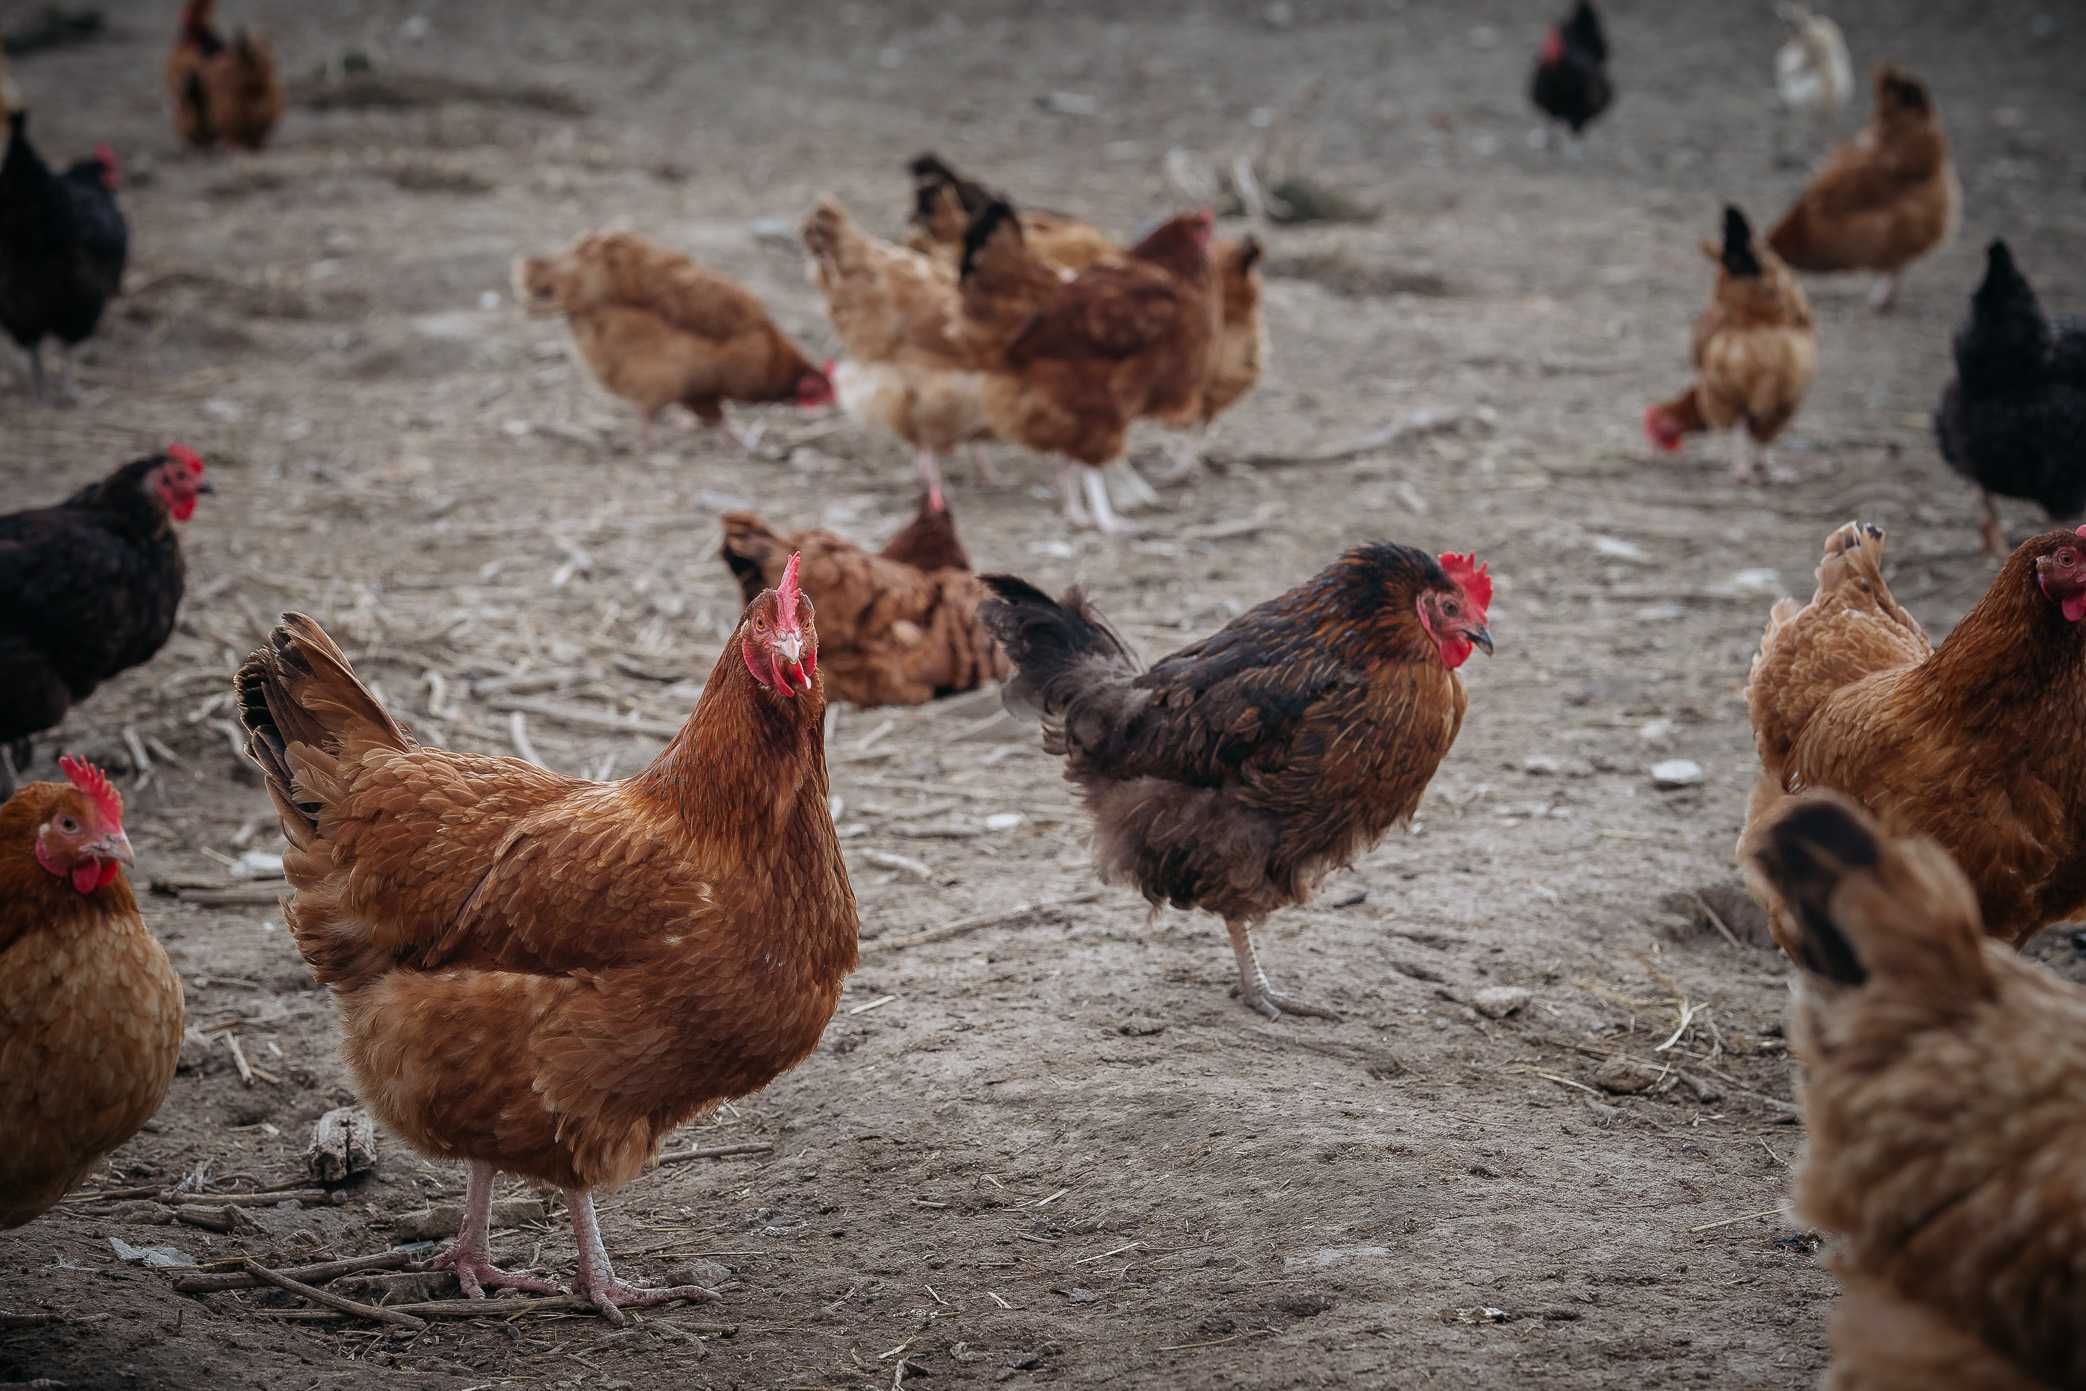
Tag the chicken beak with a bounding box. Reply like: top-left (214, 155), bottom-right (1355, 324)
top-left (773, 630), bottom-right (810, 689)
top-left (1465, 625), bottom-right (1495, 656)
top-left (85, 828), bottom-right (135, 865)
top-left (195, 478), bottom-right (217, 495)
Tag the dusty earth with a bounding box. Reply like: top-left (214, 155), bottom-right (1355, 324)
top-left (4, 0), bottom-right (2085, 1386)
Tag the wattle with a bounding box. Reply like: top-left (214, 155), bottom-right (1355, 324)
top-left (2064, 592), bottom-right (2086, 624)
top-left (71, 860), bottom-right (102, 895)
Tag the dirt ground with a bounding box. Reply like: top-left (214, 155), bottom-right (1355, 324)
top-left (4, 0), bottom-right (2085, 1386)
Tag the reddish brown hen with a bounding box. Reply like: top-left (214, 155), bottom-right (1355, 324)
top-left (1, 757), bottom-right (182, 1229)
top-left (982, 543), bottom-right (1493, 1019)
top-left (234, 558), bottom-right (857, 1320)
top-left (166, 0), bottom-right (283, 152)
top-left (720, 492), bottom-right (1006, 708)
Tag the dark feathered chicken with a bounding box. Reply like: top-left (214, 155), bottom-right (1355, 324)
top-left (0, 449), bottom-right (212, 793)
top-left (982, 543), bottom-right (1493, 1020)
top-left (0, 95), bottom-right (128, 403)
top-left (1531, 1), bottom-right (1613, 138)
top-left (1934, 240), bottom-right (2086, 559)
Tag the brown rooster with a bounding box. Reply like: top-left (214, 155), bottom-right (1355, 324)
top-left (1747, 793), bottom-right (2086, 1389)
top-left (166, 0), bottom-right (283, 152)
top-left (982, 543), bottom-right (1493, 1019)
top-left (2, 757), bottom-right (183, 1229)
top-left (719, 491), bottom-right (1006, 708)
top-left (1744, 521), bottom-right (2086, 954)
top-left (234, 558), bottom-right (857, 1320)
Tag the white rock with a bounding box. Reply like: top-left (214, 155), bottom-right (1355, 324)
top-left (1473, 985), bottom-right (1530, 1019)
top-left (1638, 718), bottom-right (1675, 742)
top-left (1650, 759), bottom-right (1705, 789)
top-left (1521, 754), bottom-right (1563, 775)
top-left (1594, 536), bottom-right (1648, 563)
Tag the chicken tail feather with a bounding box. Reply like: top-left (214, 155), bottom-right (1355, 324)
top-left (980, 575), bottom-right (1144, 751)
top-left (1744, 792), bottom-right (1990, 999)
top-left (235, 613), bottom-right (407, 836)
top-left (718, 512), bottom-right (789, 606)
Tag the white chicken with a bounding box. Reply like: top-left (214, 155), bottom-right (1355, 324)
top-left (1775, 4), bottom-right (1853, 123)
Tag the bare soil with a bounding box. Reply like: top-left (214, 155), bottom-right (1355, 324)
top-left (4, 1), bottom-right (2085, 1386)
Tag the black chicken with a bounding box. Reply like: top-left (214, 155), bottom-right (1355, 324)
top-left (0, 91), bottom-right (130, 403)
top-left (1531, 0), bottom-right (1613, 139)
top-left (0, 449), bottom-right (212, 795)
top-left (1934, 241), bottom-right (2086, 559)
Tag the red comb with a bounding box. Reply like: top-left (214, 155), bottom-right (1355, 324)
top-left (167, 442), bottom-right (205, 474)
top-left (58, 755), bottom-right (124, 828)
top-left (1439, 552), bottom-right (1493, 612)
top-left (777, 552), bottom-right (803, 623)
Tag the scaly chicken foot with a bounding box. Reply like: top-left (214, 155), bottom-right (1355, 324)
top-left (1226, 921), bottom-right (1342, 1022)
top-left (566, 1189), bottom-right (718, 1326)
top-left (432, 1162), bottom-right (564, 1299)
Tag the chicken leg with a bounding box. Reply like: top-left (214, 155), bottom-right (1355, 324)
top-left (565, 1188), bottom-right (718, 1325)
top-left (1227, 920), bottom-right (1341, 1022)
top-left (432, 1162), bottom-right (563, 1299)
top-left (1978, 492), bottom-right (2008, 561)
top-left (915, 448), bottom-right (949, 499)
top-left (1106, 458), bottom-right (1165, 511)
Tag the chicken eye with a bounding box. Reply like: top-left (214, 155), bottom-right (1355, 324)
top-left (2062, 549), bottom-right (2079, 567)
top-left (57, 816), bottom-right (79, 834)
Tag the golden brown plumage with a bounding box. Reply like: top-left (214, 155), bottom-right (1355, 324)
top-left (514, 231), bottom-right (832, 450)
top-left (1197, 234), bottom-right (1266, 428)
top-left (234, 583), bottom-right (856, 1317)
top-left (802, 197), bottom-right (993, 494)
top-left (0, 759), bottom-right (182, 1230)
top-left (905, 154), bottom-right (1121, 273)
top-left (719, 493), bottom-right (1006, 708)
top-left (1746, 794), bottom-right (2086, 1389)
top-left (1645, 207), bottom-right (1817, 480)
top-left (981, 543), bottom-right (1494, 1019)
top-left (959, 202), bottom-right (1217, 532)
top-left (1743, 521), bottom-right (2086, 955)
top-left (1767, 64), bottom-right (1959, 309)
top-left (166, 0), bottom-right (283, 152)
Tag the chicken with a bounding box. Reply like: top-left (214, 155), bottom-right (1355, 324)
top-left (981, 544), bottom-right (1493, 1020)
top-left (1644, 207), bottom-right (1818, 482)
top-left (1745, 793), bottom-right (2086, 1390)
top-left (1530, 0), bottom-right (1613, 141)
top-left (1934, 240), bottom-right (2086, 559)
top-left (802, 196), bottom-right (993, 496)
top-left (1767, 64), bottom-right (1959, 311)
top-left (0, 448), bottom-right (212, 797)
top-left (959, 202), bottom-right (1216, 533)
top-left (514, 231), bottom-right (834, 452)
top-left (1743, 520), bottom-right (2086, 957)
top-left (233, 561), bottom-right (857, 1321)
top-left (719, 492), bottom-right (1006, 708)
top-left (0, 59), bottom-right (128, 404)
top-left (906, 153), bottom-right (1120, 273)
top-left (2, 757), bottom-right (182, 1230)
top-left (166, 0), bottom-right (283, 152)
top-left (1775, 4), bottom-right (1854, 126)
top-left (1153, 233), bottom-right (1266, 479)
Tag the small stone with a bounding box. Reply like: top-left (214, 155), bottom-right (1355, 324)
top-left (1638, 718), bottom-right (1675, 742)
top-left (665, 1258), bottom-right (732, 1288)
top-left (1472, 986), bottom-right (1530, 1019)
top-left (1595, 1057), bottom-right (1660, 1094)
top-left (1650, 759), bottom-right (1704, 789)
top-left (1521, 754), bottom-right (1563, 776)
top-left (1593, 536), bottom-right (1648, 563)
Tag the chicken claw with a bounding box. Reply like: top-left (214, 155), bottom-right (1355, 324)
top-left (1227, 921), bottom-right (1342, 1022)
top-left (567, 1190), bottom-right (719, 1325)
top-left (434, 1161), bottom-right (564, 1299)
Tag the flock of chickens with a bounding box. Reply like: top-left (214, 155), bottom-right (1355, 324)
top-left (3, 1), bottom-right (2086, 1382)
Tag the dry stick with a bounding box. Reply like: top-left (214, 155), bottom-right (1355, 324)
top-left (882, 889), bottom-right (1106, 951)
top-left (1690, 892), bottom-right (1746, 952)
top-left (509, 711), bottom-right (545, 768)
top-left (0, 1313), bottom-right (60, 1330)
top-left (222, 1033), bottom-right (256, 1088)
top-left (240, 1259), bottom-right (427, 1331)
top-left (174, 1250), bottom-right (417, 1295)
top-left (655, 1142), bottom-right (773, 1166)
top-left (1689, 1207), bottom-right (1782, 1234)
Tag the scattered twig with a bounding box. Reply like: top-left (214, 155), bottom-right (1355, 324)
top-left (0, 1312), bottom-right (62, 1330)
top-left (1689, 1207), bottom-right (1782, 1234)
top-left (173, 1250), bottom-right (417, 1295)
top-left (509, 711), bottom-right (544, 768)
top-left (655, 1142), bottom-right (773, 1166)
top-left (847, 995), bottom-right (896, 1017)
top-left (240, 1259), bottom-right (427, 1331)
top-left (222, 1033), bottom-right (256, 1087)
top-left (1690, 892), bottom-right (1745, 951)
top-left (882, 889), bottom-right (1105, 951)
